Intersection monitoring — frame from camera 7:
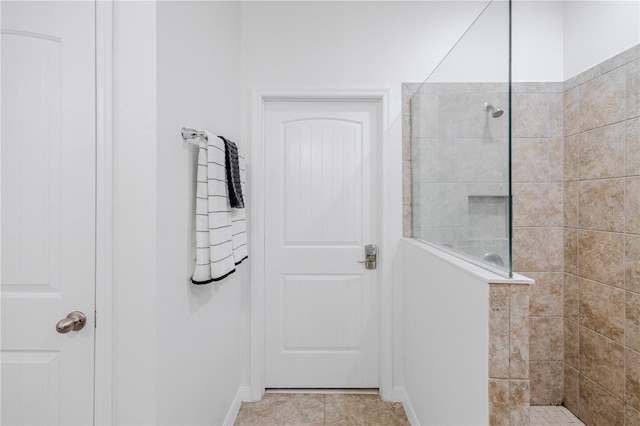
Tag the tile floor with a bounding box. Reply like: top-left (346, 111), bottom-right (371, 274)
top-left (235, 394), bottom-right (585, 426)
top-left (234, 393), bottom-right (410, 426)
top-left (530, 406), bottom-right (585, 425)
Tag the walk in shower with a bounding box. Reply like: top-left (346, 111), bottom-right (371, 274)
top-left (404, 0), bottom-right (512, 276)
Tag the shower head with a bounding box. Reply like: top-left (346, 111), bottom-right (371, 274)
top-left (483, 102), bottom-right (504, 118)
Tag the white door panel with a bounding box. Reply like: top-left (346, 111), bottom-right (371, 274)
top-left (265, 101), bottom-right (379, 388)
top-left (281, 119), bottom-right (363, 246)
top-left (1, 2), bottom-right (96, 424)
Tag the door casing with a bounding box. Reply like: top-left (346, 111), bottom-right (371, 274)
top-left (249, 89), bottom-right (393, 401)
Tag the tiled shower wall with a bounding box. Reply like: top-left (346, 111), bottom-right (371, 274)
top-left (562, 45), bottom-right (640, 425)
top-left (403, 81), bottom-right (565, 409)
top-left (402, 82), bottom-right (531, 423)
top-left (488, 282), bottom-right (530, 424)
top-left (511, 82), bottom-right (565, 406)
top-left (406, 83), bottom-right (510, 263)
top-left (403, 46), bottom-right (640, 423)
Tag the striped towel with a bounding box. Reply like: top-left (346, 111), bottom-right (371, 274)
top-left (230, 150), bottom-right (248, 263)
top-left (221, 136), bottom-right (245, 208)
top-left (191, 132), bottom-right (248, 284)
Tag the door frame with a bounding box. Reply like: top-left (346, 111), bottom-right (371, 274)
top-left (249, 88), bottom-right (392, 401)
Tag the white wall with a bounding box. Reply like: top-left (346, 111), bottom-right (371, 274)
top-left (108, 1), bottom-right (640, 423)
top-left (513, 1), bottom-right (564, 82)
top-left (241, 1), bottom-right (489, 119)
top-left (418, 0), bottom-right (640, 84)
top-left (241, 1), bottom-right (486, 396)
top-left (427, 0), bottom-right (510, 83)
top-left (400, 239), bottom-right (489, 425)
top-left (435, 0), bottom-right (640, 83)
top-left (240, 0), bottom-right (567, 91)
top-left (239, 0), bottom-right (564, 400)
top-left (113, 2), bottom-right (158, 424)
top-left (564, 0), bottom-right (640, 79)
top-left (430, 0), bottom-right (565, 83)
top-left (156, 2), bottom-right (248, 425)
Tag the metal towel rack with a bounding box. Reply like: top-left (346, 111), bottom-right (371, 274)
top-left (181, 127), bottom-right (208, 141)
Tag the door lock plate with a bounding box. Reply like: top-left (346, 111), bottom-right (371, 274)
top-left (357, 244), bottom-right (377, 269)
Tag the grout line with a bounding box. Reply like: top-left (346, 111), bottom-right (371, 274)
top-left (578, 372), bottom-right (625, 404)
top-left (571, 274), bottom-right (625, 291)
top-left (623, 111), bottom-right (628, 414)
top-left (323, 394), bottom-right (326, 424)
top-left (576, 166), bottom-right (581, 420)
top-left (508, 284), bottom-right (511, 381)
top-left (578, 118), bottom-right (628, 134)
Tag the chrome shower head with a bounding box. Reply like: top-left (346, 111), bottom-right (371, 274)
top-left (483, 102), bottom-right (504, 118)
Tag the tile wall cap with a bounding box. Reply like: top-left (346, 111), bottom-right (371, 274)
top-left (402, 238), bottom-right (535, 285)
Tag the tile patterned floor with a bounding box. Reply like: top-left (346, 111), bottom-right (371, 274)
top-left (235, 395), bottom-right (584, 426)
top-left (530, 406), bottom-right (585, 425)
top-left (234, 393), bottom-right (410, 426)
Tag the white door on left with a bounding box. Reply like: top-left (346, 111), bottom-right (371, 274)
top-left (1, 2), bottom-right (96, 424)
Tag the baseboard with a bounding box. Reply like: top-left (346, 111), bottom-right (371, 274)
top-left (223, 386), bottom-right (251, 426)
top-left (389, 386), bottom-right (405, 402)
top-left (393, 386), bottom-right (419, 426)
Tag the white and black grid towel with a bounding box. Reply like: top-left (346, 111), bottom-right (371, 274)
top-left (191, 132), bottom-right (248, 284)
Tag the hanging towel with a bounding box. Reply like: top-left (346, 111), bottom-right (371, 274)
top-left (221, 136), bottom-right (245, 208)
top-left (191, 132), bottom-right (248, 284)
top-left (230, 148), bottom-right (248, 263)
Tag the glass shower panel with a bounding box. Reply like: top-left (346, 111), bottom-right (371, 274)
top-left (410, 0), bottom-right (512, 275)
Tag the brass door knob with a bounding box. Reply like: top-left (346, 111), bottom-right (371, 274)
top-left (56, 311), bottom-right (87, 334)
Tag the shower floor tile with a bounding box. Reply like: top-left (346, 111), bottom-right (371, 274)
top-left (530, 406), bottom-right (585, 425)
top-left (234, 393), bottom-right (410, 426)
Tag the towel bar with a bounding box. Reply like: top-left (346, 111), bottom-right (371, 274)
top-left (181, 127), bottom-right (208, 141)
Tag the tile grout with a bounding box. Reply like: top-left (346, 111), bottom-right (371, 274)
top-left (323, 394), bottom-right (326, 424)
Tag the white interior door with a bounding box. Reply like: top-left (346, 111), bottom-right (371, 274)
top-left (1, 2), bottom-right (96, 424)
top-left (264, 100), bottom-right (380, 388)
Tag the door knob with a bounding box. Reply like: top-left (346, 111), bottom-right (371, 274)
top-left (56, 311), bottom-right (87, 334)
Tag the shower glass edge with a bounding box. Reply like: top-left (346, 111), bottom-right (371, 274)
top-left (408, 0), bottom-right (513, 277)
